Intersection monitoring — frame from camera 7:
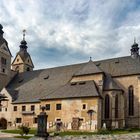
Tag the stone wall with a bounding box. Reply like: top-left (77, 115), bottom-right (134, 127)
top-left (41, 98), bottom-right (99, 131)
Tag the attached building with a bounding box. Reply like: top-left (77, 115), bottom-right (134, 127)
top-left (0, 24), bottom-right (140, 130)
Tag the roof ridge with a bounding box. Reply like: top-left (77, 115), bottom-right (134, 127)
top-left (73, 60), bottom-right (103, 76)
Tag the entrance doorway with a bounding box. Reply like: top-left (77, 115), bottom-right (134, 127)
top-left (0, 118), bottom-right (7, 129)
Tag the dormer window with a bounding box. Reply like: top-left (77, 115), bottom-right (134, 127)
top-left (17, 59), bottom-right (19, 62)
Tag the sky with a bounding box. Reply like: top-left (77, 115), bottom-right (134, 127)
top-left (1, 0), bottom-right (140, 69)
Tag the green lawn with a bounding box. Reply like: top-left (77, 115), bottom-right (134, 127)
top-left (1, 128), bottom-right (36, 134)
top-left (2, 128), bottom-right (140, 137)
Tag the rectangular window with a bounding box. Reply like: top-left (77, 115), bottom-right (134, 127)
top-left (33, 117), bottom-right (38, 124)
top-left (22, 106), bottom-right (26, 111)
top-left (1, 57), bottom-right (7, 65)
top-left (56, 104), bottom-right (61, 110)
top-left (16, 118), bottom-right (22, 123)
top-left (2, 68), bottom-right (5, 73)
top-left (13, 106), bottom-right (17, 111)
top-left (5, 108), bottom-right (7, 111)
top-left (56, 118), bottom-right (61, 121)
top-left (82, 104), bottom-right (86, 110)
top-left (31, 105), bottom-right (35, 111)
top-left (46, 104), bottom-right (50, 110)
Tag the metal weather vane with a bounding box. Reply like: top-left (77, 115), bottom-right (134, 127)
top-left (23, 29), bottom-right (26, 40)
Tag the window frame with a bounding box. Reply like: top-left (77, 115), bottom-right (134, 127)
top-left (56, 104), bottom-right (61, 110)
top-left (22, 106), bottom-right (26, 111)
top-left (31, 105), bottom-right (35, 111)
top-left (128, 86), bottom-right (134, 116)
top-left (104, 94), bottom-right (110, 119)
top-left (115, 94), bottom-right (119, 118)
top-left (13, 106), bottom-right (17, 111)
top-left (46, 104), bottom-right (50, 111)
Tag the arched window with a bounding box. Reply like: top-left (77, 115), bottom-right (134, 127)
top-left (115, 94), bottom-right (118, 118)
top-left (105, 94), bottom-right (110, 119)
top-left (26, 67), bottom-right (30, 71)
top-left (128, 86), bottom-right (134, 116)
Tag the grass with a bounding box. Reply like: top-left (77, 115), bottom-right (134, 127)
top-left (1, 129), bottom-right (36, 134)
top-left (58, 131), bottom-right (95, 136)
top-left (2, 128), bottom-right (140, 137)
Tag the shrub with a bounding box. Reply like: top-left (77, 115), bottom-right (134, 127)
top-left (97, 129), bottom-right (111, 135)
top-left (18, 125), bottom-right (30, 136)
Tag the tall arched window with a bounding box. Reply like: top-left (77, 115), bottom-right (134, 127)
top-left (115, 94), bottom-right (118, 118)
top-left (128, 86), bottom-right (134, 116)
top-left (105, 95), bottom-right (110, 119)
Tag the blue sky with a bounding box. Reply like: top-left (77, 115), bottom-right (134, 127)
top-left (1, 0), bottom-right (140, 69)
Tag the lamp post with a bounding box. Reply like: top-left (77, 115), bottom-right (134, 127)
top-left (87, 109), bottom-right (96, 130)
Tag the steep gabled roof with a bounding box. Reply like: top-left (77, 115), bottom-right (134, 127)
top-left (104, 74), bottom-right (122, 91)
top-left (41, 81), bottom-right (100, 100)
top-left (74, 60), bottom-right (103, 76)
top-left (5, 55), bottom-right (140, 103)
top-left (6, 63), bottom-right (84, 103)
top-left (95, 56), bottom-right (140, 77)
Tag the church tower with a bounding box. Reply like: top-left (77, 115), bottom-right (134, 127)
top-left (12, 30), bottom-right (34, 73)
top-left (0, 24), bottom-right (12, 91)
top-left (131, 39), bottom-right (139, 59)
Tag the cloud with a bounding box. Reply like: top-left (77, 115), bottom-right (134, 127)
top-left (0, 0), bottom-right (140, 69)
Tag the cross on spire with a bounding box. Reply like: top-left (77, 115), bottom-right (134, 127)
top-left (23, 29), bottom-right (26, 40)
top-left (134, 37), bottom-right (136, 44)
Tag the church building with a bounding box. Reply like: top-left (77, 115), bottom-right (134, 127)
top-left (0, 24), bottom-right (140, 131)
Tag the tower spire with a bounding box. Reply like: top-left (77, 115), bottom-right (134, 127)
top-left (23, 29), bottom-right (26, 41)
top-left (134, 37), bottom-right (136, 44)
top-left (131, 38), bottom-right (139, 59)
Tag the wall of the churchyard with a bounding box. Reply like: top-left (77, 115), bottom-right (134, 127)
top-left (113, 75), bottom-right (140, 128)
top-left (41, 97), bottom-right (101, 131)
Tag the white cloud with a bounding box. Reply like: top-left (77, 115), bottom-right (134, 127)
top-left (0, 0), bottom-right (140, 69)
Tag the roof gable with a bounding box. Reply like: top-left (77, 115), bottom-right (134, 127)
top-left (74, 60), bottom-right (103, 76)
top-left (25, 55), bottom-right (34, 68)
top-left (104, 74), bottom-right (122, 91)
top-left (12, 54), bottom-right (24, 65)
